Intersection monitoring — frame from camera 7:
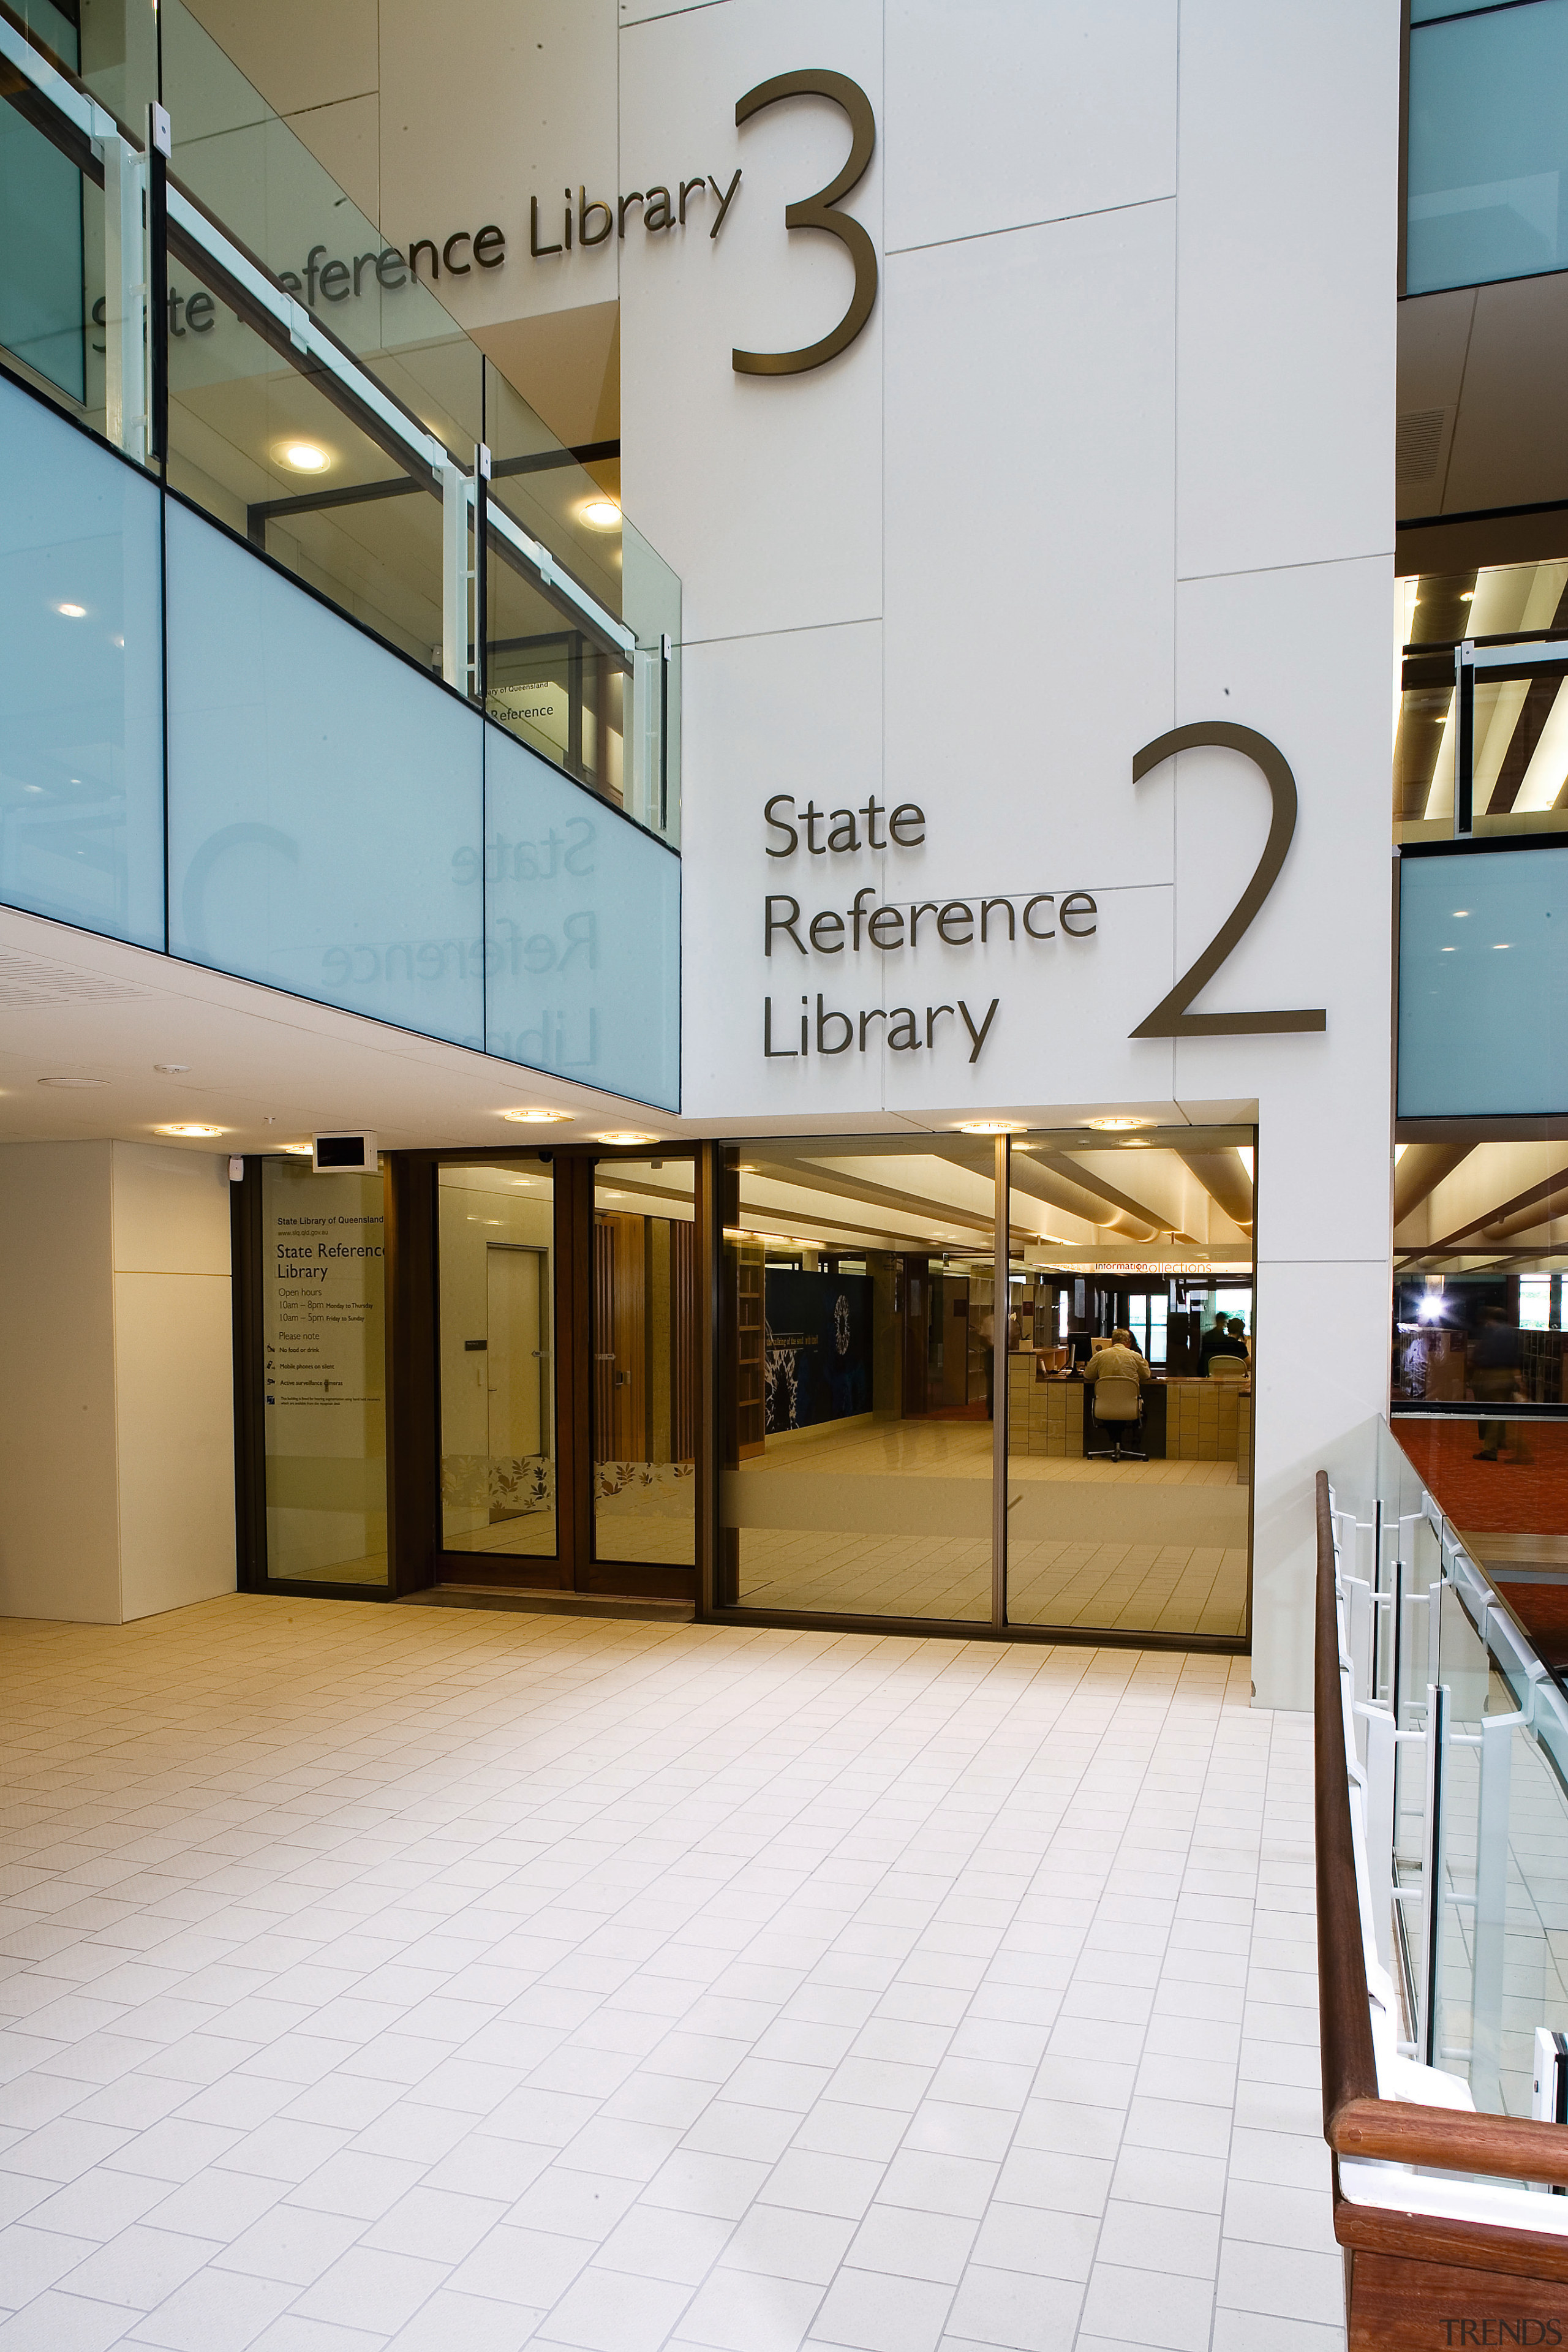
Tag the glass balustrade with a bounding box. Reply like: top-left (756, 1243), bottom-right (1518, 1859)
top-left (1337, 1417), bottom-right (1568, 2118)
top-left (0, 0), bottom-right (680, 848)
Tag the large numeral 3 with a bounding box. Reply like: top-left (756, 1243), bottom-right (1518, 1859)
top-left (1129, 722), bottom-right (1327, 1038)
top-left (733, 69), bottom-right (877, 377)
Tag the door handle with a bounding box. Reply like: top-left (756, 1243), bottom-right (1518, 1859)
top-left (594, 1352), bottom-right (616, 1362)
top-left (531, 1349), bottom-right (551, 1359)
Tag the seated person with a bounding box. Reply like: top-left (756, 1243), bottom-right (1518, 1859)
top-left (1197, 1311), bottom-right (1235, 1373)
top-left (1080, 1327), bottom-right (1153, 1391)
top-left (1207, 1317), bottom-right (1249, 1368)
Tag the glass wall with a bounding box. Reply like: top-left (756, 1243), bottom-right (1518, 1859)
top-left (1392, 564), bottom-right (1568, 846)
top-left (1390, 1137), bottom-right (1568, 1556)
top-left (721, 1136), bottom-right (997, 1621)
top-left (1399, 843), bottom-right (1568, 1120)
top-left (593, 1158), bottom-right (697, 1567)
top-left (0, 378), bottom-right (163, 948)
top-left (1408, 0), bottom-right (1568, 295)
top-left (1005, 1131), bottom-right (1254, 1641)
top-left (717, 1129), bottom-right (1255, 1637)
top-left (438, 1162), bottom-right (557, 1563)
top-left (260, 1156), bottom-right (388, 1585)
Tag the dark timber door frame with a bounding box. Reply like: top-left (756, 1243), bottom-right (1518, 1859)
top-left (383, 1144), bottom-right (698, 1600)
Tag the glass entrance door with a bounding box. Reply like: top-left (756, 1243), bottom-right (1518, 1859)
top-left (437, 1159), bottom-right (557, 1565)
top-left (592, 1157), bottom-right (697, 1569)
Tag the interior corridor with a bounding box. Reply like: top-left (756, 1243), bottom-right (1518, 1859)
top-left (0, 1598), bottom-right (1333, 2352)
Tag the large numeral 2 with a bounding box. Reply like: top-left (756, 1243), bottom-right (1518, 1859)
top-left (733, 69), bottom-right (877, 377)
top-left (1129, 722), bottom-right (1327, 1038)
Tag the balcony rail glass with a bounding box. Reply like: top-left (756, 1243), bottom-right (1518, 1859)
top-left (1315, 1453), bottom-right (1568, 2335)
top-left (0, 0), bottom-right (679, 846)
top-left (1328, 1418), bottom-right (1568, 2120)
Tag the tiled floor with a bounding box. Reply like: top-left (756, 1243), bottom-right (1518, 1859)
top-left (0, 1596), bottom-right (1340, 2352)
top-left (734, 1423), bottom-right (1248, 1634)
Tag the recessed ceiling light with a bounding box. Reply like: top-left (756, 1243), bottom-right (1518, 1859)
top-left (957, 1120), bottom-right (1021, 1136)
top-left (501, 1107), bottom-right (570, 1123)
top-left (579, 497), bottom-right (621, 529)
top-left (160, 1122), bottom-right (225, 1138)
top-left (1084, 1115), bottom-right (1153, 1131)
top-left (281, 1142), bottom-right (312, 1155)
top-left (37, 1074), bottom-right (107, 1087)
top-left (278, 441), bottom-right (330, 473)
top-left (596, 1131), bottom-right (657, 1145)
top-left (153, 1062), bottom-right (190, 1074)
top-left (55, 601), bottom-right (86, 617)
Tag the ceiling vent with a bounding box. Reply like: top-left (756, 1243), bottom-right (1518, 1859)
top-left (0, 953), bottom-right (153, 1007)
top-left (1396, 406), bottom-right (1447, 488)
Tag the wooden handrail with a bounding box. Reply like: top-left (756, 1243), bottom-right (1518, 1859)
top-left (1314, 1469), bottom-right (1568, 2191)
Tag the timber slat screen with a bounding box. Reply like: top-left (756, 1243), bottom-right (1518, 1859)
top-left (1314, 1471), bottom-right (1568, 2341)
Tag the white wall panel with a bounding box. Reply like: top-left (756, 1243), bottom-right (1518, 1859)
top-left (884, 0), bottom-right (1177, 252)
top-left (115, 1272), bottom-right (236, 1622)
top-left (1171, 556), bottom-right (1394, 1264)
top-left (680, 620), bottom-right (886, 1123)
top-left (112, 1144), bottom-right (232, 1276)
top-left (884, 202), bottom-right (1177, 888)
top-left (618, 0), bottom-right (883, 643)
top-left (1175, 0), bottom-right (1398, 579)
top-left (0, 1144), bottom-right (121, 1623)
top-left (1251, 1257), bottom-right (1389, 1711)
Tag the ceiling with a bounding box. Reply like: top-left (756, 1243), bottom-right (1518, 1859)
top-left (0, 904), bottom-right (1257, 1162)
top-left (1395, 1137), bottom-right (1568, 1272)
top-left (1398, 273), bottom-right (1568, 578)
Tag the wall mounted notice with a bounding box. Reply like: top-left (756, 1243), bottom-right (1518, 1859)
top-left (261, 1160), bottom-right (388, 1585)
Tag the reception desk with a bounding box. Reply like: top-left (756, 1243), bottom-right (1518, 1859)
top-left (1006, 1355), bottom-right (1251, 1471)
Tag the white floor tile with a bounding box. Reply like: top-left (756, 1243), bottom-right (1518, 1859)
top-left (0, 1602), bottom-right (1345, 2352)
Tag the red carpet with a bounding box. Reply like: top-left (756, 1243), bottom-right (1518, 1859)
top-left (1393, 1415), bottom-right (1568, 1534)
top-left (1494, 1579), bottom-right (1568, 1668)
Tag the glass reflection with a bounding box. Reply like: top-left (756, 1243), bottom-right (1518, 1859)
top-left (592, 1158), bottom-right (697, 1567)
top-left (720, 1137), bottom-right (997, 1622)
top-left (438, 1161), bottom-right (556, 1560)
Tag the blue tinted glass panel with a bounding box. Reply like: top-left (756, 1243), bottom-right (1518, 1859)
top-left (1408, 1), bottom-right (1568, 293)
top-left (0, 379), bottom-right (163, 947)
top-left (165, 499), bottom-right (484, 1043)
top-left (1399, 847), bottom-right (1568, 1116)
top-left (483, 725), bottom-right (680, 1110)
top-left (0, 101), bottom-right (84, 400)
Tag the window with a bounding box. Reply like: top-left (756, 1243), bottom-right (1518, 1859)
top-left (1408, 0), bottom-right (1568, 295)
top-left (1520, 1276), bottom-right (1551, 1331)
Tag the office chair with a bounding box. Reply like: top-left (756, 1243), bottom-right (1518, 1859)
top-left (1087, 1375), bottom-right (1146, 1461)
top-left (1207, 1355), bottom-right (1247, 1381)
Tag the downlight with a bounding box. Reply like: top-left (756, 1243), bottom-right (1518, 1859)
top-left (160, 1122), bottom-right (225, 1138)
top-left (596, 1130), bottom-right (657, 1145)
top-left (579, 497), bottom-right (621, 529)
top-left (277, 441), bottom-right (330, 473)
top-left (956, 1120), bottom-right (1022, 1136)
top-left (1082, 1115), bottom-right (1153, 1131)
top-left (501, 1107), bottom-right (570, 1124)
